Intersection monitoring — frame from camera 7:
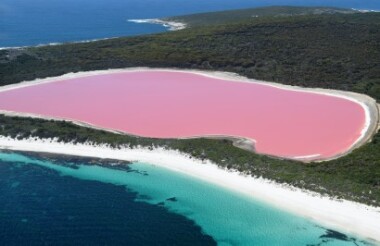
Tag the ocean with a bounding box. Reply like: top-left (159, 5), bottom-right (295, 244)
top-left (0, 151), bottom-right (372, 245)
top-left (0, 0), bottom-right (379, 48)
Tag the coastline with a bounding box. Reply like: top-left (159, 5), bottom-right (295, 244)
top-left (0, 67), bottom-right (378, 162)
top-left (127, 19), bottom-right (187, 31)
top-left (0, 136), bottom-right (379, 244)
top-left (0, 36), bottom-right (121, 51)
top-left (0, 18), bottom-right (185, 51)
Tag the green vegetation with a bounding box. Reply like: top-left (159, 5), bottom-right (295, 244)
top-left (166, 6), bottom-right (359, 27)
top-left (0, 7), bottom-right (379, 206)
top-left (1, 12), bottom-right (379, 99)
top-left (1, 114), bottom-right (379, 206)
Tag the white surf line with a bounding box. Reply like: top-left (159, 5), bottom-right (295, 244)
top-left (0, 67), bottom-right (377, 161)
top-left (0, 136), bottom-right (379, 244)
top-left (0, 37), bottom-right (121, 51)
top-left (351, 8), bottom-right (380, 13)
top-left (128, 19), bottom-right (187, 31)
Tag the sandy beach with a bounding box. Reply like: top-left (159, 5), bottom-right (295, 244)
top-left (0, 68), bottom-right (378, 162)
top-left (0, 136), bottom-right (378, 243)
top-left (128, 19), bottom-right (187, 31)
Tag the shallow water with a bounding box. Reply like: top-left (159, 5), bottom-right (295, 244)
top-left (0, 71), bottom-right (366, 159)
top-left (0, 0), bottom-right (379, 48)
top-left (0, 151), bottom-right (372, 245)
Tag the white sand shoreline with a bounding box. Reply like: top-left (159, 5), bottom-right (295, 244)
top-left (0, 136), bottom-right (379, 243)
top-left (0, 67), bottom-right (378, 162)
top-left (128, 19), bottom-right (187, 31)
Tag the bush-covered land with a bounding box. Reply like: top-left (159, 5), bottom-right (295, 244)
top-left (0, 115), bottom-right (379, 206)
top-left (0, 8), bottom-right (379, 206)
top-left (0, 13), bottom-right (380, 99)
top-left (166, 6), bottom-right (359, 27)
top-left (1, 12), bottom-right (379, 99)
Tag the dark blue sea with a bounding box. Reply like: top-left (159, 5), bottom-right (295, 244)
top-left (0, 0), bottom-right (379, 48)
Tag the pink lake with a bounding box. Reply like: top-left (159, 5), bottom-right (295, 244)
top-left (0, 71), bottom-right (366, 160)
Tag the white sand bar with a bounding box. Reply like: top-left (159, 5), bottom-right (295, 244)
top-left (0, 136), bottom-right (379, 243)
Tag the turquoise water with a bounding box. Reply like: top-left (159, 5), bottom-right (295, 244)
top-left (0, 151), bottom-right (373, 245)
top-left (1, 0), bottom-right (379, 48)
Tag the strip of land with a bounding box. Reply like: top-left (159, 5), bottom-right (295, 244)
top-left (164, 6), bottom-right (360, 27)
top-left (0, 136), bottom-right (379, 244)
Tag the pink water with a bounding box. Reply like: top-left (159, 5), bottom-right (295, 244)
top-left (0, 71), bottom-right (366, 160)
